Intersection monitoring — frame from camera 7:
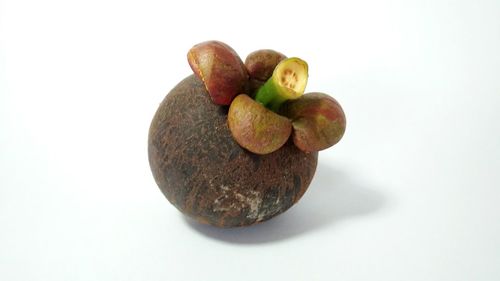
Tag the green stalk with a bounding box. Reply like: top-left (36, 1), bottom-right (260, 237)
top-left (255, 57), bottom-right (308, 111)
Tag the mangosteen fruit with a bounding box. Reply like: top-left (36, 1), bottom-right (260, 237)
top-left (148, 75), bottom-right (318, 227)
top-left (148, 41), bottom-right (346, 228)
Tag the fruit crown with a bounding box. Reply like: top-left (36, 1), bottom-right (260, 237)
top-left (187, 40), bottom-right (346, 155)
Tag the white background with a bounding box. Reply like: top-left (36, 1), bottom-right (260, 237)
top-left (1, 0), bottom-right (499, 280)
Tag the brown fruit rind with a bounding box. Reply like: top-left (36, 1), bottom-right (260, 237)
top-left (148, 75), bottom-right (318, 227)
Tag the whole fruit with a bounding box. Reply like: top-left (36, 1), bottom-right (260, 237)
top-left (148, 75), bottom-right (318, 227)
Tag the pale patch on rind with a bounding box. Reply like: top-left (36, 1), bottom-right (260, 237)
top-left (212, 184), bottom-right (263, 220)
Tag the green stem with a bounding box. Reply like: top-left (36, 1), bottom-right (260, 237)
top-left (254, 57), bottom-right (308, 112)
top-left (255, 79), bottom-right (288, 111)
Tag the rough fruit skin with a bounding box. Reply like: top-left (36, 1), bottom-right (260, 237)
top-left (187, 41), bottom-right (248, 105)
top-left (228, 94), bottom-right (292, 155)
top-left (148, 75), bottom-right (318, 227)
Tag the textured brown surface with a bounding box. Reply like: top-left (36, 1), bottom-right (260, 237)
top-left (148, 75), bottom-right (318, 227)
